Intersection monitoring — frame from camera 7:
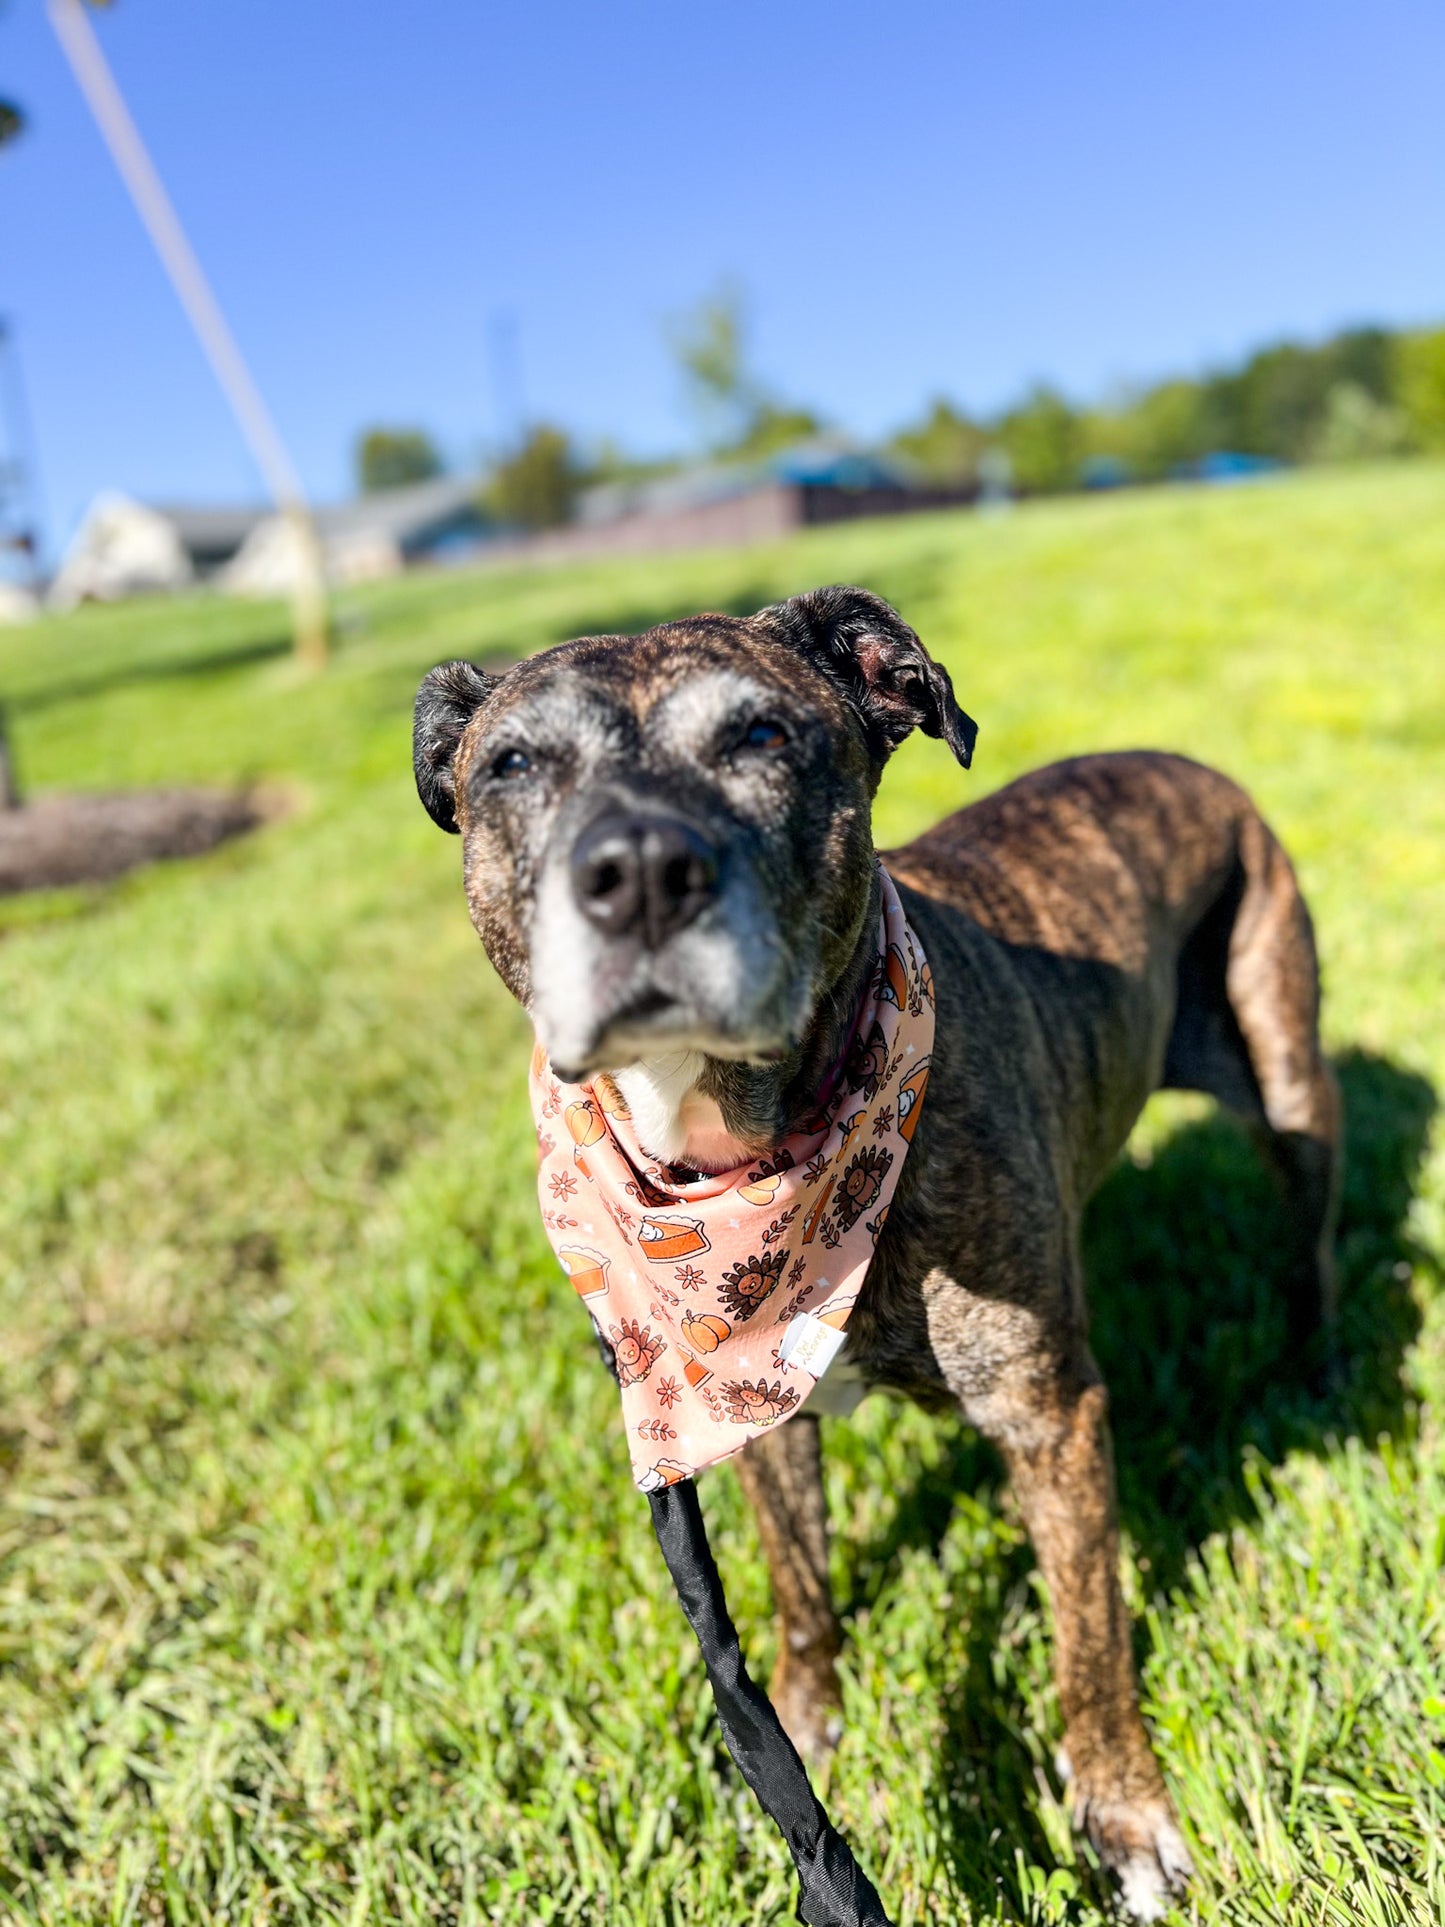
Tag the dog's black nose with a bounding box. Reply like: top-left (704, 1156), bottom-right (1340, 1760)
top-left (570, 813), bottom-right (720, 947)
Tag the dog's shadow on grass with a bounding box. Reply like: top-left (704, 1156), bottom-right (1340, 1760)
top-left (840, 1046), bottom-right (1436, 1918)
top-left (1088, 1046), bottom-right (1435, 1586)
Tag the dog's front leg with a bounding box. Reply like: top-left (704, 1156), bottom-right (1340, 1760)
top-left (734, 1413), bottom-right (843, 1767)
top-left (924, 1273), bottom-right (1193, 1921)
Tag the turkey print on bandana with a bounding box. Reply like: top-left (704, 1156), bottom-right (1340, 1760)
top-left (530, 868), bottom-right (935, 1489)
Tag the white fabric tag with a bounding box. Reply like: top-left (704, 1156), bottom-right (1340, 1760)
top-left (779, 1311), bottom-right (849, 1379)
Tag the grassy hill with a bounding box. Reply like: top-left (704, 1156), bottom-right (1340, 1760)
top-left (2, 462), bottom-right (1442, 1924)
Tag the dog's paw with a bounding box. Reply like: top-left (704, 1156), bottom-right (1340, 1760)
top-left (770, 1667), bottom-right (843, 1770)
top-left (1078, 1794), bottom-right (1193, 1921)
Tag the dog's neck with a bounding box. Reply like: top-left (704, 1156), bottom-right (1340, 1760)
top-left (612, 868), bottom-right (882, 1174)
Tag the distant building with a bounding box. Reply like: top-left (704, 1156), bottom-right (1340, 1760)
top-left (221, 474), bottom-right (490, 596)
top-left (43, 447), bottom-right (978, 609)
top-left (0, 580), bottom-right (40, 626)
top-left (48, 476), bottom-right (491, 608)
top-left (500, 439), bottom-right (978, 565)
top-left (48, 493), bottom-right (197, 609)
top-left (153, 503), bottom-right (268, 575)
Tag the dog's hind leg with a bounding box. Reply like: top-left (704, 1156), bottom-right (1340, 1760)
top-left (924, 1274), bottom-right (1192, 1920)
top-left (1224, 813), bottom-right (1342, 1348)
top-left (734, 1413), bottom-right (844, 1767)
top-left (1164, 816), bottom-right (1341, 1351)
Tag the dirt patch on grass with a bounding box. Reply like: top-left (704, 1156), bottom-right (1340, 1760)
top-left (0, 786), bottom-right (282, 896)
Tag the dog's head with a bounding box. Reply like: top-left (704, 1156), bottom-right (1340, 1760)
top-left (414, 586), bottom-right (975, 1081)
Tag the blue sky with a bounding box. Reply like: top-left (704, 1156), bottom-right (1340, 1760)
top-left (4, 0), bottom-right (1444, 551)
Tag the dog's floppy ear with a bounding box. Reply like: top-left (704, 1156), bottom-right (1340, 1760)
top-left (413, 660), bottom-right (501, 833)
top-left (764, 585), bottom-right (977, 769)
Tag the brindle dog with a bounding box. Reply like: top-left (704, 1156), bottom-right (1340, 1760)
top-left (413, 586), bottom-right (1339, 1920)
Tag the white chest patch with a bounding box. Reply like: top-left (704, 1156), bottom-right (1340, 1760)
top-left (612, 1052), bottom-right (760, 1171)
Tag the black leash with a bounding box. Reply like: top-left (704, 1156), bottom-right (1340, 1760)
top-left (648, 1480), bottom-right (895, 1927)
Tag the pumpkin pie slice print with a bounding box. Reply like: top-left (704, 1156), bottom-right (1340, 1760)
top-left (556, 1245), bottom-right (611, 1300)
top-left (637, 1457), bottom-right (691, 1493)
top-left (637, 1215), bottom-right (711, 1262)
top-left (896, 1056), bottom-right (930, 1143)
top-left (877, 941), bottom-right (910, 1012)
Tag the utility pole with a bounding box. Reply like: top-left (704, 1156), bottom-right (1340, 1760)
top-left (48, 0), bottom-right (328, 668)
top-left (0, 318), bottom-right (45, 591)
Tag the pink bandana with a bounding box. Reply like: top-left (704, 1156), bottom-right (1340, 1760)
top-left (529, 868), bottom-right (934, 1491)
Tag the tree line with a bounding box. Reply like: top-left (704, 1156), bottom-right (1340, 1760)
top-left (356, 301), bottom-right (1445, 527)
top-left (895, 323), bottom-right (1445, 494)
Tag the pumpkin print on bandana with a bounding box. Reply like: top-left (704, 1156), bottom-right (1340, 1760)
top-left (529, 866), bottom-right (935, 1490)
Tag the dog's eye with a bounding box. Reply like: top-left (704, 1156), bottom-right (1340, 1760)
top-left (739, 717), bottom-right (790, 752)
top-left (491, 747), bottom-right (532, 780)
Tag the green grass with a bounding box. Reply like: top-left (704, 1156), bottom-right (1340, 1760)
top-left (1, 461), bottom-right (1443, 1925)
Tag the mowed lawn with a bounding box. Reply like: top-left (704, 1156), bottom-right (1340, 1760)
top-left (1, 463), bottom-right (1443, 1926)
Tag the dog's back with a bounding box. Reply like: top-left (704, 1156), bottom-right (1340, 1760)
top-left (886, 749), bottom-right (1335, 1215)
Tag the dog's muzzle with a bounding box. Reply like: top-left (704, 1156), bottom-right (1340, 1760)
top-left (529, 796), bottom-right (802, 1078)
